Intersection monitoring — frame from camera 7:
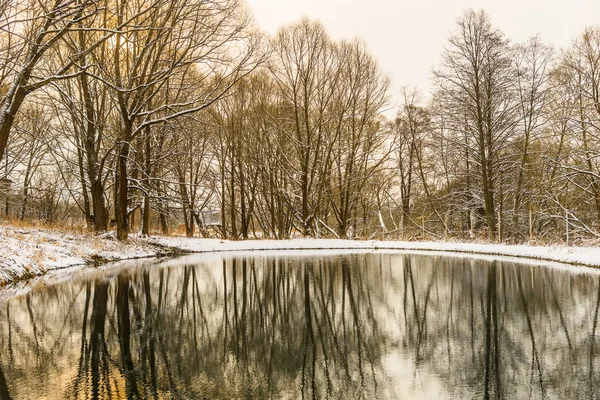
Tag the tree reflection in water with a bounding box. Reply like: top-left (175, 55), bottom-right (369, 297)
top-left (0, 252), bottom-right (599, 399)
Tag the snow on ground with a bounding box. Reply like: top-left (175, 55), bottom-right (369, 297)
top-left (2, 222), bottom-right (600, 286)
top-left (148, 236), bottom-right (600, 267)
top-left (0, 224), bottom-right (161, 286)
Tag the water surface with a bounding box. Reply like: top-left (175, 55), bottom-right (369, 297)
top-left (0, 251), bottom-right (598, 399)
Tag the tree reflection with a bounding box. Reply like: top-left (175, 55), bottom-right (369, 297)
top-left (0, 362), bottom-right (12, 400)
top-left (0, 253), bottom-right (600, 398)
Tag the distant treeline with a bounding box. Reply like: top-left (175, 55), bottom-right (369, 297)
top-left (0, 3), bottom-right (599, 243)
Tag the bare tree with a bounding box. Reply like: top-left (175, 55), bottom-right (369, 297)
top-left (434, 9), bottom-right (518, 240)
top-left (391, 89), bottom-right (429, 233)
top-left (510, 37), bottom-right (553, 236)
top-left (0, 0), bottom-right (105, 164)
top-left (270, 19), bottom-right (342, 236)
top-left (96, 0), bottom-right (262, 240)
top-left (327, 39), bottom-right (391, 238)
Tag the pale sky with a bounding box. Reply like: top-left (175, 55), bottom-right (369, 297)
top-left (246, 0), bottom-right (600, 109)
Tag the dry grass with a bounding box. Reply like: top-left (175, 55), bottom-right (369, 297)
top-left (31, 248), bottom-right (45, 267)
top-left (0, 217), bottom-right (91, 236)
top-left (0, 218), bottom-right (182, 239)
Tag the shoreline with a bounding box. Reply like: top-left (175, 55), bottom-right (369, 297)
top-left (149, 237), bottom-right (600, 268)
top-left (2, 224), bottom-right (600, 287)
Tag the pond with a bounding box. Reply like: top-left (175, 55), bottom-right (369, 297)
top-left (0, 251), bottom-right (599, 399)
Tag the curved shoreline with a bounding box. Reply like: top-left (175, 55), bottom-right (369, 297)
top-left (147, 237), bottom-right (600, 269)
top-left (1, 225), bottom-right (599, 288)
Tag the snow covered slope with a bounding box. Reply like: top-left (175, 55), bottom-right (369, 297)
top-left (0, 225), bottom-right (161, 285)
top-left (1, 223), bottom-right (599, 286)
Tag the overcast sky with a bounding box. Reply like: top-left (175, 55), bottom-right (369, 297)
top-left (246, 0), bottom-right (600, 109)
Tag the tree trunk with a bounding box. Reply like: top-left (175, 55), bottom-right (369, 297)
top-left (141, 128), bottom-right (151, 236)
top-left (159, 211), bottom-right (168, 234)
top-left (238, 157), bottom-right (248, 239)
top-left (220, 160), bottom-right (227, 239)
top-left (0, 362), bottom-right (12, 400)
top-left (512, 148), bottom-right (529, 236)
top-left (230, 149), bottom-right (238, 240)
top-left (478, 123), bottom-right (495, 240)
top-left (75, 143), bottom-right (92, 228)
top-left (19, 155), bottom-right (33, 221)
top-left (0, 82), bottom-right (29, 165)
top-left (116, 140), bottom-right (130, 241)
top-left (90, 179), bottom-right (107, 232)
top-left (79, 71), bottom-right (108, 233)
top-left (188, 210), bottom-right (194, 237)
top-left (301, 160), bottom-right (310, 236)
top-left (483, 161), bottom-right (496, 241)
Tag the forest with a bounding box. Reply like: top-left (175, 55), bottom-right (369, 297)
top-left (0, 0), bottom-right (599, 244)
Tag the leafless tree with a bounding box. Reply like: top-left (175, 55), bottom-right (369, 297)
top-left (434, 9), bottom-right (518, 240)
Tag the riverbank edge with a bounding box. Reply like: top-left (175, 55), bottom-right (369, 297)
top-left (148, 237), bottom-right (600, 270)
top-left (2, 227), bottom-right (599, 287)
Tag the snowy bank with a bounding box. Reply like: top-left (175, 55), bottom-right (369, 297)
top-left (0, 224), bottom-right (170, 286)
top-left (148, 236), bottom-right (600, 268)
top-left (2, 223), bottom-right (600, 286)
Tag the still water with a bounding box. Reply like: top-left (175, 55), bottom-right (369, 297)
top-left (0, 251), bottom-right (599, 399)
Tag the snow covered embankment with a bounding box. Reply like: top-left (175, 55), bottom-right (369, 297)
top-left (148, 237), bottom-right (600, 268)
top-left (2, 223), bottom-right (600, 286)
top-left (0, 225), bottom-right (168, 286)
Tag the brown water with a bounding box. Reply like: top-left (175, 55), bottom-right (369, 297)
top-left (0, 252), bottom-right (598, 399)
